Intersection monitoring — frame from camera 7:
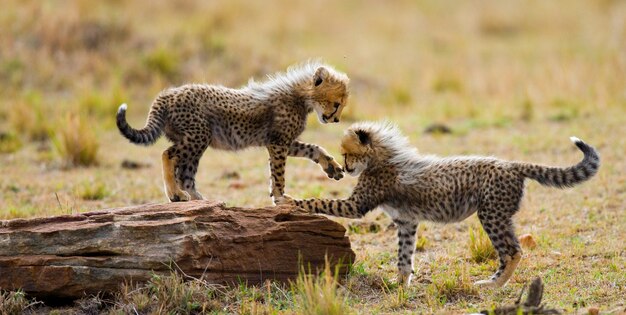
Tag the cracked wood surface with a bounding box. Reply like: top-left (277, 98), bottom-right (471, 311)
top-left (0, 200), bottom-right (355, 299)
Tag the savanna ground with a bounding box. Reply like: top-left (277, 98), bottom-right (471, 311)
top-left (0, 0), bottom-right (625, 314)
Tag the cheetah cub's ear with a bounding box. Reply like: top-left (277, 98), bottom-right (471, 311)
top-left (314, 67), bottom-right (329, 86)
top-left (341, 129), bottom-right (370, 155)
top-left (355, 129), bottom-right (371, 146)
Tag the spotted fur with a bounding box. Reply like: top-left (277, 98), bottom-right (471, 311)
top-left (117, 61), bottom-right (349, 203)
top-left (288, 121), bottom-right (600, 287)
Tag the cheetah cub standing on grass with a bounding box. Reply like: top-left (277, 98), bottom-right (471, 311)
top-left (284, 121), bottom-right (600, 287)
top-left (116, 61), bottom-right (349, 203)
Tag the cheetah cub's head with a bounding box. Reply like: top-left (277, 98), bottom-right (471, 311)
top-left (340, 128), bottom-right (373, 176)
top-left (309, 66), bottom-right (349, 124)
top-left (340, 121), bottom-right (413, 177)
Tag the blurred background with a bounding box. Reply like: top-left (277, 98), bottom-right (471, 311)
top-left (1, 0), bottom-right (624, 214)
top-left (0, 0), bottom-right (624, 312)
top-left (1, 0), bottom-right (625, 221)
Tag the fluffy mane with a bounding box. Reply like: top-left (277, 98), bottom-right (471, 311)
top-left (244, 60), bottom-right (348, 97)
top-left (346, 121), bottom-right (434, 184)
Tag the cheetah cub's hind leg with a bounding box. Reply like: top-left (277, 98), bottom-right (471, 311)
top-left (177, 157), bottom-right (205, 200)
top-left (475, 210), bottom-right (523, 287)
top-left (162, 149), bottom-right (190, 202)
top-left (175, 141), bottom-right (209, 201)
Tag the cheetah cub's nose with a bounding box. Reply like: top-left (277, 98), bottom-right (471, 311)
top-left (333, 117), bottom-right (339, 123)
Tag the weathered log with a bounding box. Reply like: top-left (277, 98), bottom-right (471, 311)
top-left (0, 201), bottom-right (355, 300)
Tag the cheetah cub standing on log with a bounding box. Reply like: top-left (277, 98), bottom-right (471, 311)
top-left (117, 61), bottom-right (349, 203)
top-left (284, 121), bottom-right (600, 287)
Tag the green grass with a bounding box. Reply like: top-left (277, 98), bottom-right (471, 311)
top-left (76, 179), bottom-right (110, 200)
top-left (0, 132), bottom-right (22, 154)
top-left (0, 0), bottom-right (625, 313)
top-left (468, 225), bottom-right (497, 264)
top-left (426, 264), bottom-right (479, 307)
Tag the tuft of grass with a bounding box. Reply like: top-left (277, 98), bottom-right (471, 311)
top-left (143, 48), bottom-right (180, 80)
top-left (426, 264), bottom-right (479, 306)
top-left (548, 98), bottom-right (581, 122)
top-left (0, 132), bottom-right (22, 154)
top-left (52, 113), bottom-right (99, 167)
top-left (415, 235), bottom-right (428, 252)
top-left (291, 257), bottom-right (350, 315)
top-left (0, 290), bottom-right (37, 314)
top-left (468, 226), bottom-right (497, 263)
top-left (78, 85), bottom-right (126, 121)
top-left (9, 92), bottom-right (51, 141)
top-left (76, 180), bottom-right (110, 200)
top-left (0, 57), bottom-right (25, 86)
top-left (384, 286), bottom-right (411, 310)
top-left (390, 85), bottom-right (412, 106)
top-left (520, 98), bottom-right (535, 122)
top-left (1, 204), bottom-right (44, 220)
top-left (432, 75), bottom-right (463, 94)
top-left (348, 222), bottom-right (381, 234)
top-left (111, 272), bottom-right (224, 314)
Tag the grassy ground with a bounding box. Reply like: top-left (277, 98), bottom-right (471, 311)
top-left (1, 0), bottom-right (625, 313)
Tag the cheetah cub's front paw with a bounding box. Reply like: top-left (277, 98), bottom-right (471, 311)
top-left (273, 194), bottom-right (294, 206)
top-left (322, 158), bottom-right (344, 180)
top-left (167, 189), bottom-right (191, 202)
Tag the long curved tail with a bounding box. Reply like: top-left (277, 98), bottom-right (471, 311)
top-left (116, 103), bottom-right (166, 146)
top-left (516, 137), bottom-right (600, 188)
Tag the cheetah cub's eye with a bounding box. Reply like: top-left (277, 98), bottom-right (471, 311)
top-left (333, 102), bottom-right (341, 109)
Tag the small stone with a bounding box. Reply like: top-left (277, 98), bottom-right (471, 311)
top-left (519, 234), bottom-right (537, 249)
top-left (228, 180), bottom-right (246, 189)
top-left (121, 159), bottom-right (150, 169)
top-left (587, 307), bottom-right (599, 315)
top-left (220, 171), bottom-right (240, 179)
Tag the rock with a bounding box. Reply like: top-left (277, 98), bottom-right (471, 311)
top-left (587, 307), bottom-right (599, 315)
top-left (423, 123), bottom-right (453, 134)
top-left (519, 234), bottom-right (537, 249)
top-left (0, 200), bottom-right (355, 300)
top-left (120, 159), bottom-right (150, 169)
top-left (220, 171), bottom-right (241, 179)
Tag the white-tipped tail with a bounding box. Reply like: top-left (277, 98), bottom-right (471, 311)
top-left (569, 136), bottom-right (582, 143)
top-left (118, 103), bottom-right (127, 113)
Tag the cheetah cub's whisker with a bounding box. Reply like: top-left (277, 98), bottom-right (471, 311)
top-left (284, 121), bottom-right (600, 287)
top-left (116, 60), bottom-right (349, 203)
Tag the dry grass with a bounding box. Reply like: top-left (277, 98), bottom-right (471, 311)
top-left (0, 290), bottom-right (36, 315)
top-left (9, 93), bottom-right (50, 141)
top-left (0, 0), bottom-right (625, 313)
top-left (292, 259), bottom-right (350, 315)
top-left (52, 113), bottom-right (99, 167)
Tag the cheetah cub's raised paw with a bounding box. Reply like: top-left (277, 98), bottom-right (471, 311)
top-left (321, 158), bottom-right (344, 180)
